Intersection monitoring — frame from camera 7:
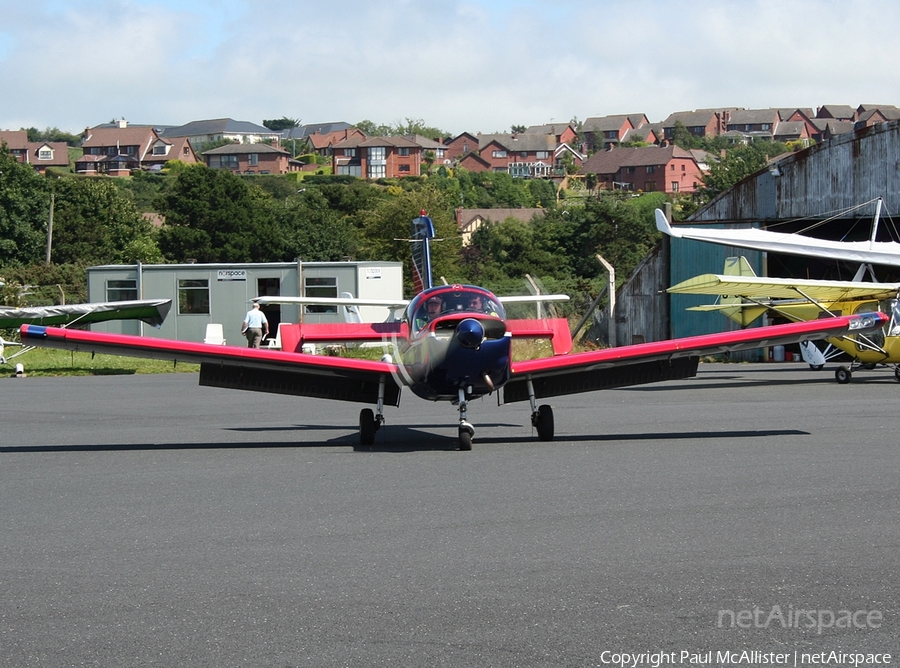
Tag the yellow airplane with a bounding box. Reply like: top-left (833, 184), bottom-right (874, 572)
top-left (668, 256), bottom-right (900, 384)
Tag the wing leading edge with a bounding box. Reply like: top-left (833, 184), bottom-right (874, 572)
top-left (501, 313), bottom-right (886, 403)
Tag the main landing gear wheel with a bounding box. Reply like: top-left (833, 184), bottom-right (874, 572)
top-left (534, 404), bottom-right (554, 441)
top-left (458, 423), bottom-right (474, 451)
top-left (809, 364), bottom-right (825, 371)
top-left (835, 366), bottom-right (852, 384)
top-left (359, 408), bottom-right (377, 446)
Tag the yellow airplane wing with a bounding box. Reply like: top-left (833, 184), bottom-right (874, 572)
top-left (668, 274), bottom-right (900, 302)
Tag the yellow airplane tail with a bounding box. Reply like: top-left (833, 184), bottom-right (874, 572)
top-left (717, 256), bottom-right (767, 327)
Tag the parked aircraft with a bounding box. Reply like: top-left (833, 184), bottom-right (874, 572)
top-left (19, 215), bottom-right (887, 449)
top-left (655, 199), bottom-right (900, 270)
top-left (0, 299), bottom-right (172, 367)
top-left (668, 256), bottom-right (900, 383)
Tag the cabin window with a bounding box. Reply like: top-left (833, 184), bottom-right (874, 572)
top-left (178, 279), bottom-right (210, 314)
top-left (304, 276), bottom-right (337, 314)
top-left (107, 279), bottom-right (137, 301)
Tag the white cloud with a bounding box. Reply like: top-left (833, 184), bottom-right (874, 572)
top-left (1, 0), bottom-right (898, 134)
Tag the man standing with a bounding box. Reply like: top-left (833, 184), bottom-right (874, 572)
top-left (241, 301), bottom-right (269, 348)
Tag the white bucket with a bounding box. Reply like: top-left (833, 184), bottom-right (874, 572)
top-left (773, 345), bottom-right (785, 362)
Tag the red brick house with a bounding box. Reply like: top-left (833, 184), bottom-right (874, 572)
top-left (0, 130), bottom-right (69, 173)
top-left (473, 133), bottom-right (583, 177)
top-left (78, 120), bottom-right (198, 175)
top-left (203, 143), bottom-right (297, 174)
top-left (306, 127), bottom-right (367, 158)
top-left (582, 114), bottom-right (650, 151)
top-left (331, 136), bottom-right (422, 178)
top-left (524, 123), bottom-right (578, 146)
top-left (661, 109), bottom-right (733, 143)
top-left (579, 146), bottom-right (704, 194)
top-left (443, 132), bottom-right (479, 163)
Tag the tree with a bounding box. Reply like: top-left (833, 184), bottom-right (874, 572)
top-left (0, 147), bottom-right (50, 267)
top-left (271, 189), bottom-right (357, 261)
top-left (262, 117), bottom-right (301, 131)
top-left (49, 178), bottom-right (162, 265)
top-left (700, 140), bottom-right (788, 197)
top-left (23, 126), bottom-right (83, 146)
top-left (356, 185), bottom-right (460, 294)
top-left (157, 165), bottom-right (283, 263)
top-left (671, 121), bottom-right (697, 150)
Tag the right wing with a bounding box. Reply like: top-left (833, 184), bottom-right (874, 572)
top-left (20, 324), bottom-right (402, 406)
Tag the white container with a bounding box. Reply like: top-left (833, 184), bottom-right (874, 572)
top-left (773, 345), bottom-right (785, 362)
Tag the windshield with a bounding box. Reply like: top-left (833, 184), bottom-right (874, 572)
top-left (410, 288), bottom-right (505, 330)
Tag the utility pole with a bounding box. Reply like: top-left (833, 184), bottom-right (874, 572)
top-left (45, 192), bottom-right (54, 265)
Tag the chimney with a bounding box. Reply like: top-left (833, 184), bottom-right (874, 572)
top-left (118, 119), bottom-right (128, 129)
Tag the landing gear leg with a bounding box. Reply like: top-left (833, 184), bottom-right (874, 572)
top-left (457, 387), bottom-right (474, 451)
top-left (526, 378), bottom-right (554, 441)
top-left (358, 376), bottom-right (387, 447)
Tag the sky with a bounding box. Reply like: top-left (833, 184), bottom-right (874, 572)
top-left (2, 0), bottom-right (899, 136)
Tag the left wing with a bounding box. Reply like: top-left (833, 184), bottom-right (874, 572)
top-left (19, 324), bottom-right (402, 406)
top-left (500, 313), bottom-right (886, 403)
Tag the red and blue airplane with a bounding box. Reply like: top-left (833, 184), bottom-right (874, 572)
top-left (20, 214), bottom-right (887, 450)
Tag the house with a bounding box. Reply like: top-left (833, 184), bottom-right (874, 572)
top-left (143, 135), bottom-right (198, 170)
top-left (331, 136), bottom-right (422, 178)
top-left (403, 135), bottom-right (448, 166)
top-left (854, 106), bottom-right (900, 130)
top-left (472, 132), bottom-right (583, 178)
top-left (203, 143), bottom-right (298, 174)
top-left (456, 208), bottom-right (545, 246)
top-left (661, 109), bottom-right (734, 142)
top-left (582, 114), bottom-right (649, 151)
top-left (78, 120), bottom-right (199, 175)
top-left (579, 146), bottom-right (704, 194)
top-left (816, 104), bottom-right (856, 121)
top-left (303, 127), bottom-right (367, 159)
top-left (523, 123), bottom-right (578, 146)
top-left (725, 109), bottom-right (779, 140)
top-left (772, 121), bottom-right (811, 144)
top-left (0, 130), bottom-right (69, 173)
top-left (159, 118), bottom-right (281, 146)
top-left (443, 132), bottom-right (480, 163)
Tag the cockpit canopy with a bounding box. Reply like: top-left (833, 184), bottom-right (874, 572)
top-left (407, 286), bottom-right (505, 330)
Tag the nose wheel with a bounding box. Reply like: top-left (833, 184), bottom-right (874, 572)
top-left (457, 387), bottom-right (474, 450)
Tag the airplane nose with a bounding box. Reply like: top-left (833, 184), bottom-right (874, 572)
top-left (456, 318), bottom-right (485, 349)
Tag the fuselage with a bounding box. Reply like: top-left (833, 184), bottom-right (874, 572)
top-left (395, 285), bottom-right (512, 401)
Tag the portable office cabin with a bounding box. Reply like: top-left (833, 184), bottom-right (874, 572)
top-left (86, 261), bottom-right (403, 342)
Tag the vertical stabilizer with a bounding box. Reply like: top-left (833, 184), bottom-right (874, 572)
top-left (724, 255), bottom-right (757, 277)
top-left (411, 212), bottom-right (435, 293)
top-left (720, 256), bottom-right (764, 326)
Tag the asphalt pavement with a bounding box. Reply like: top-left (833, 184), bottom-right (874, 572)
top-left (1, 363), bottom-right (897, 667)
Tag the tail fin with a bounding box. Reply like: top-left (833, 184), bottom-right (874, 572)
top-left (411, 212), bottom-right (435, 293)
top-left (719, 256), bottom-right (764, 326)
top-left (724, 255), bottom-right (757, 277)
